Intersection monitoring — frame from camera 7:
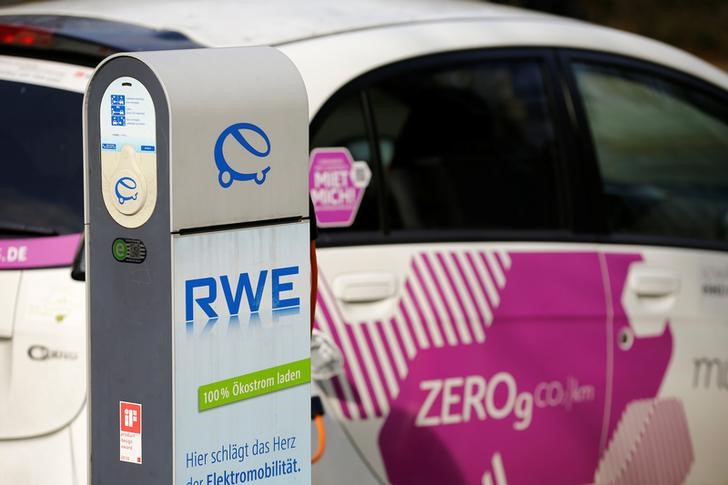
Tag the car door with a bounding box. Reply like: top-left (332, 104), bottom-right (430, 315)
top-left (563, 51), bottom-right (728, 484)
top-left (310, 49), bottom-right (613, 485)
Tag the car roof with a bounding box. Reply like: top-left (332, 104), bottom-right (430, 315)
top-left (0, 0), bottom-right (556, 47)
top-left (2, 0), bottom-right (726, 116)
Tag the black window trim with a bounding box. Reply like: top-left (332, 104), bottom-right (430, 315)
top-left (360, 89), bottom-right (389, 234)
top-left (559, 47), bottom-right (728, 253)
top-left (311, 47), bottom-right (576, 248)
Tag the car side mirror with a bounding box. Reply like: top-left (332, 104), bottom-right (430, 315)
top-left (71, 235), bottom-right (85, 282)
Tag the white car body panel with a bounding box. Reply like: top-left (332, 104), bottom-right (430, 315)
top-left (609, 245), bottom-right (728, 484)
top-left (1, 268), bottom-right (86, 438)
top-left (0, 271), bottom-right (20, 338)
top-left (0, 268), bottom-right (87, 484)
top-left (0, 426), bottom-right (77, 484)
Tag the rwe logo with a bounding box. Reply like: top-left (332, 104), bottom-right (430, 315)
top-left (185, 265), bottom-right (300, 322)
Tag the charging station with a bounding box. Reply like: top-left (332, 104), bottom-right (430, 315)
top-left (84, 47), bottom-right (310, 484)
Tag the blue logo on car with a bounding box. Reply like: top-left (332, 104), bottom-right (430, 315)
top-left (214, 122), bottom-right (271, 188)
top-left (115, 176), bottom-right (138, 205)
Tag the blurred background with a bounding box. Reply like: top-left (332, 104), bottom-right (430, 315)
top-left (494, 0), bottom-right (728, 70)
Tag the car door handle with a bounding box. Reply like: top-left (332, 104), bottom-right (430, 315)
top-left (628, 269), bottom-right (680, 298)
top-left (332, 272), bottom-right (398, 303)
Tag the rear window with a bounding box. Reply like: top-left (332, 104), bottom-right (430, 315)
top-left (0, 56), bottom-right (91, 236)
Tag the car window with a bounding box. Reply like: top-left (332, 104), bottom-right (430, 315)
top-left (369, 59), bottom-right (562, 232)
top-left (310, 92), bottom-right (381, 233)
top-left (573, 62), bottom-right (728, 243)
top-left (0, 57), bottom-right (89, 236)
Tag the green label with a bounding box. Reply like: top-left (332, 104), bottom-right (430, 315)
top-left (111, 237), bottom-right (147, 264)
top-left (198, 358), bottom-right (310, 412)
top-left (112, 238), bottom-right (127, 261)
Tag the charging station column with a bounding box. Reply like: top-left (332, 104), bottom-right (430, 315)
top-left (84, 47), bottom-right (310, 484)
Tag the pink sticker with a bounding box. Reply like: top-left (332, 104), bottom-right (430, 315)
top-left (309, 148), bottom-right (371, 228)
top-left (0, 233), bottom-right (81, 270)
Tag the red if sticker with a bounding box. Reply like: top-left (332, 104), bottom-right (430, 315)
top-left (119, 401), bottom-right (142, 464)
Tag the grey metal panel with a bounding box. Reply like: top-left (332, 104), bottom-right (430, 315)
top-left (85, 56), bottom-right (173, 484)
top-left (130, 47), bottom-right (309, 232)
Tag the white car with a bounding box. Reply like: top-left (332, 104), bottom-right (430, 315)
top-left (1, 1), bottom-right (727, 484)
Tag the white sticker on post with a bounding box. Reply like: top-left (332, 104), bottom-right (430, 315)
top-left (100, 76), bottom-right (158, 228)
top-left (119, 401), bottom-right (142, 464)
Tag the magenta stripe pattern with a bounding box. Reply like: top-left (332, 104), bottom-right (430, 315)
top-left (314, 250), bottom-right (511, 421)
top-left (594, 398), bottom-right (694, 485)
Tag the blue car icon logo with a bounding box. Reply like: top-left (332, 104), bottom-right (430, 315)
top-left (214, 122), bottom-right (271, 188)
top-left (115, 176), bottom-right (138, 205)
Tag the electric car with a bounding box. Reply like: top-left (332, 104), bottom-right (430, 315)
top-left (1, 1), bottom-right (728, 483)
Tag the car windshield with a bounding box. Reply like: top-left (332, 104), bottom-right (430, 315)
top-left (0, 56), bottom-right (92, 236)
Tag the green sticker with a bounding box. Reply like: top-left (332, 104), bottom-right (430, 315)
top-left (198, 358), bottom-right (310, 412)
top-left (112, 238), bottom-right (127, 261)
top-left (111, 238), bottom-right (147, 264)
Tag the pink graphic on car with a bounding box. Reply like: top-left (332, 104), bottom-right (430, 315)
top-left (309, 148), bottom-right (371, 228)
top-left (314, 251), bottom-right (677, 484)
top-left (0, 233), bottom-right (82, 269)
top-left (595, 398), bottom-right (693, 485)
